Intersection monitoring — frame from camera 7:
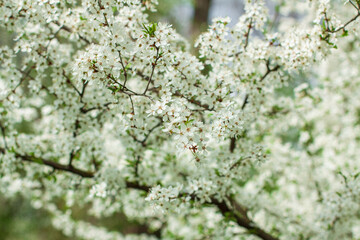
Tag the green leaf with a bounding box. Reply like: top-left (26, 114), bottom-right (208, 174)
top-left (341, 29), bottom-right (349, 37)
top-left (185, 119), bottom-right (195, 125)
top-left (126, 159), bottom-right (136, 167)
top-left (320, 19), bottom-right (326, 31)
top-left (142, 23), bottom-right (157, 37)
top-left (46, 174), bottom-right (57, 182)
top-left (275, 4), bottom-right (280, 13)
top-left (125, 63), bottom-right (132, 70)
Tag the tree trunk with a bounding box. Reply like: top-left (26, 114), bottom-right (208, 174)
top-left (191, 0), bottom-right (212, 39)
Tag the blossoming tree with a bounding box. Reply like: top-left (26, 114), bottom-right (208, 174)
top-left (1, 0), bottom-right (360, 239)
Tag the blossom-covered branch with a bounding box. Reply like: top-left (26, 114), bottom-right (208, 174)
top-left (1, 0), bottom-right (360, 239)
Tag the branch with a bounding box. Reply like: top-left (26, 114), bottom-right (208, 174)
top-left (173, 92), bottom-right (214, 111)
top-left (0, 122), bottom-right (8, 150)
top-left (53, 21), bottom-right (91, 44)
top-left (63, 70), bottom-right (82, 96)
top-left (323, 4), bottom-right (360, 35)
top-left (6, 145), bottom-right (279, 240)
top-left (117, 50), bottom-right (129, 87)
top-left (128, 119), bottom-right (163, 147)
top-left (3, 67), bottom-right (33, 101)
top-left (229, 61), bottom-right (278, 154)
top-left (329, 12), bottom-right (360, 33)
top-left (229, 18), bottom-right (254, 57)
top-left (140, 120), bottom-right (163, 146)
top-left (244, 18), bottom-right (253, 50)
top-left (80, 102), bottom-right (116, 113)
top-left (1, 147), bottom-right (150, 193)
top-left (260, 60), bottom-right (280, 82)
top-left (229, 137), bottom-right (236, 153)
top-left (241, 94), bottom-right (249, 110)
top-left (14, 150), bottom-right (94, 178)
top-left (107, 74), bottom-right (153, 100)
top-left (212, 198), bottom-right (279, 240)
top-left (68, 118), bottom-right (80, 167)
top-left (144, 47), bottom-right (160, 95)
top-left (80, 80), bottom-right (89, 101)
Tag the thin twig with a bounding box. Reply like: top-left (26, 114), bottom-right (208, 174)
top-left (244, 18), bottom-right (253, 50)
top-left (260, 59), bottom-right (280, 82)
top-left (323, 4), bottom-right (360, 34)
top-left (143, 47), bottom-right (160, 95)
top-left (173, 92), bottom-right (214, 111)
top-left (53, 21), bottom-right (91, 44)
top-left (63, 70), bottom-right (81, 96)
top-left (117, 50), bottom-right (128, 86)
top-left (129, 95), bottom-right (135, 114)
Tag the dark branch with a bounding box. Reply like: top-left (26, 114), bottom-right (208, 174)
top-left (260, 60), bottom-right (280, 82)
top-left (5, 145), bottom-right (279, 240)
top-left (63, 70), bottom-right (82, 96)
top-left (0, 122), bottom-right (8, 150)
top-left (173, 92), bottom-right (214, 111)
top-left (117, 50), bottom-right (129, 87)
top-left (244, 18), bottom-right (253, 50)
top-left (229, 61), bottom-right (278, 154)
top-left (80, 102), bottom-right (115, 113)
top-left (212, 198), bottom-right (279, 240)
top-left (1, 147), bottom-right (150, 193)
top-left (53, 21), bottom-right (91, 44)
top-left (143, 47), bottom-right (160, 95)
top-left (229, 137), bottom-right (236, 153)
top-left (16, 151), bottom-right (94, 178)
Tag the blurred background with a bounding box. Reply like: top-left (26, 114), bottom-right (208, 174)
top-left (150, 0), bottom-right (245, 40)
top-left (0, 0), bottom-right (259, 239)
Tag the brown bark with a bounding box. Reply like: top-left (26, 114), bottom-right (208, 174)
top-left (191, 0), bottom-right (212, 38)
top-left (7, 145), bottom-right (279, 240)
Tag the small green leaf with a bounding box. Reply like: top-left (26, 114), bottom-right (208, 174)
top-left (341, 29), bottom-right (349, 37)
top-left (142, 23), bottom-right (157, 37)
top-left (275, 4), bottom-right (280, 13)
top-left (125, 63), bottom-right (132, 70)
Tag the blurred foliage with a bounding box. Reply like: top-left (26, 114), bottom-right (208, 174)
top-left (0, 196), bottom-right (69, 240)
top-left (148, 0), bottom-right (193, 37)
top-left (153, 0), bottom-right (192, 17)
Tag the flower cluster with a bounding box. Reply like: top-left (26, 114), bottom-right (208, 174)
top-left (145, 184), bottom-right (185, 212)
